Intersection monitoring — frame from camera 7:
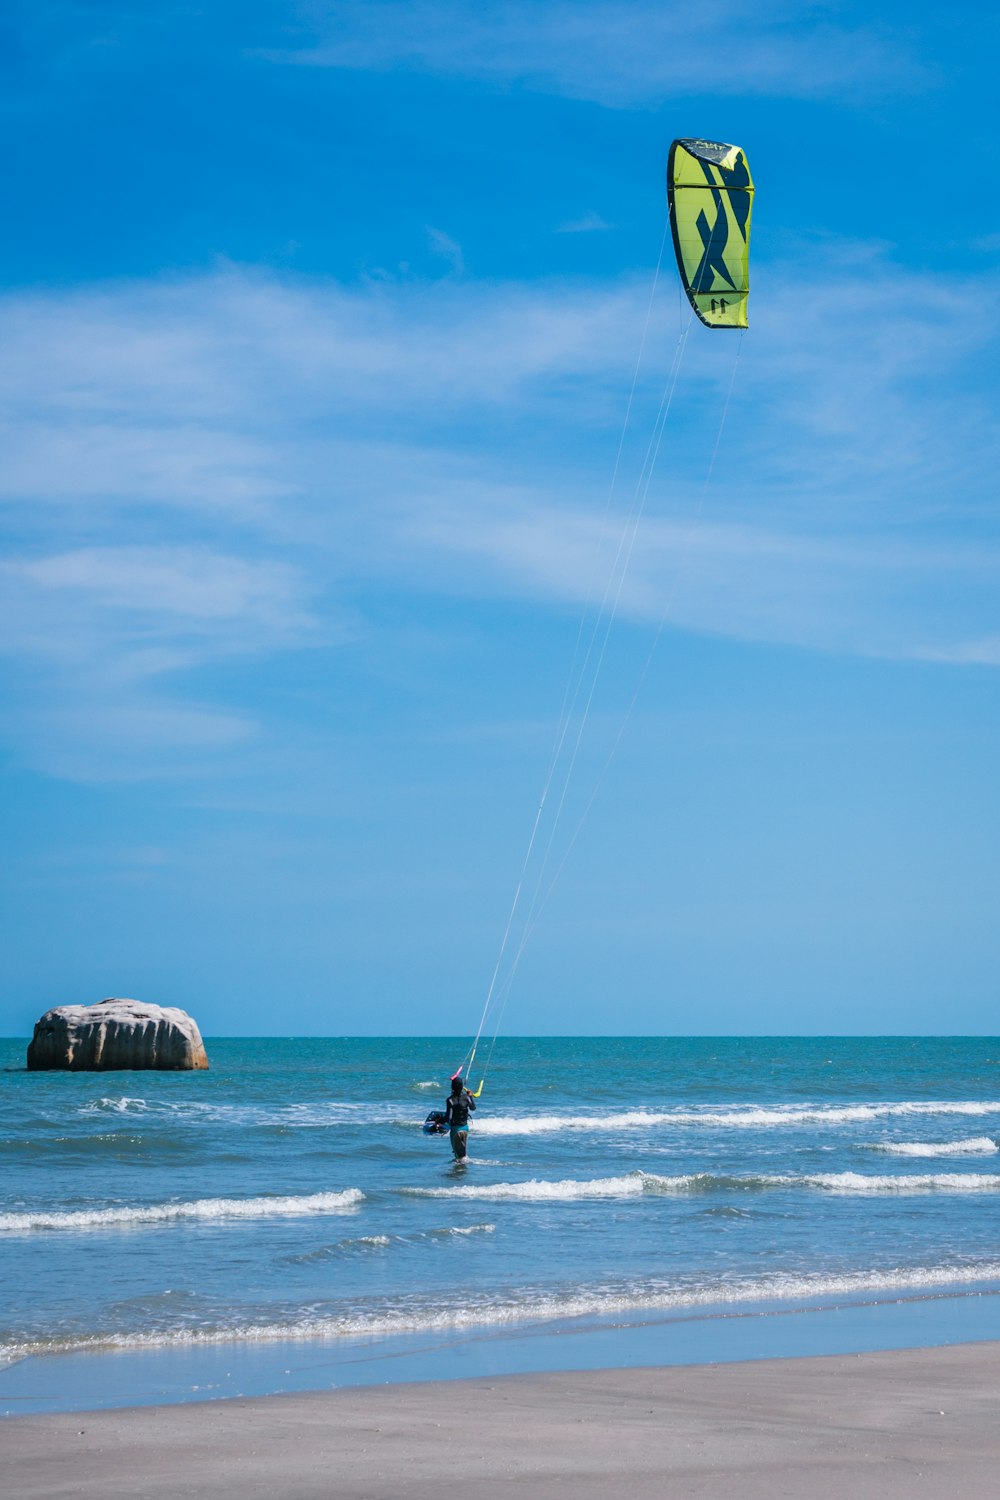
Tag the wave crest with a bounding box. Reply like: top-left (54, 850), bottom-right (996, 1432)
top-left (404, 1169), bottom-right (1000, 1201)
top-left (81, 1097), bottom-right (149, 1115)
top-left (0, 1189), bottom-right (364, 1233)
top-left (871, 1138), bottom-right (999, 1157)
top-left (475, 1101), bottom-right (1000, 1135)
top-left (6, 1260), bottom-right (1000, 1361)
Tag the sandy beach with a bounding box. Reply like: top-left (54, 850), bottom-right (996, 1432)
top-left (5, 1341), bottom-right (1000, 1499)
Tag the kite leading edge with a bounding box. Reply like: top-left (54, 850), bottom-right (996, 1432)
top-left (667, 137), bottom-right (754, 329)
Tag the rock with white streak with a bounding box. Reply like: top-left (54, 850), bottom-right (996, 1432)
top-left (27, 997), bottom-right (209, 1071)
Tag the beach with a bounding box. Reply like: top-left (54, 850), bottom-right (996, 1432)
top-left (5, 1035), bottom-right (1000, 1489)
top-left (5, 1342), bottom-right (1000, 1499)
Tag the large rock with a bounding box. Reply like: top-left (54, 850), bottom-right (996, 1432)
top-left (27, 997), bottom-right (209, 1071)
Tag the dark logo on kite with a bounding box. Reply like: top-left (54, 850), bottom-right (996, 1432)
top-left (689, 155), bottom-right (751, 294)
top-left (713, 154), bottom-right (752, 239)
top-left (692, 198), bottom-right (737, 292)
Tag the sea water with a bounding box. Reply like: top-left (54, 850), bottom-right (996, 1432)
top-left (3, 1036), bottom-right (1000, 1409)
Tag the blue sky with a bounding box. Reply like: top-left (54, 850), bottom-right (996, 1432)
top-left (2, 0), bottom-right (999, 1037)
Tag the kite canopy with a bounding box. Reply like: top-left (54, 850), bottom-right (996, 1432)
top-left (667, 138), bottom-right (754, 330)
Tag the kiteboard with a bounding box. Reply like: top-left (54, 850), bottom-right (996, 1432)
top-left (422, 1110), bottom-right (448, 1135)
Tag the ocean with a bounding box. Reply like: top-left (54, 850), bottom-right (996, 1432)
top-left (3, 1035), bottom-right (1000, 1412)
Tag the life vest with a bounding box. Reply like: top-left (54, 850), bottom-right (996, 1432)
top-left (446, 1091), bottom-right (474, 1128)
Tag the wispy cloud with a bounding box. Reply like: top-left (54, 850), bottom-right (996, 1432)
top-left (923, 638), bottom-right (1000, 667)
top-left (412, 496), bottom-right (1000, 663)
top-left (426, 226), bottom-right (465, 275)
top-left (0, 545), bottom-right (321, 779)
top-left (9, 696), bottom-right (259, 784)
top-left (2, 246), bottom-right (998, 778)
top-left (557, 212), bottom-right (615, 235)
top-left (0, 272), bottom-right (639, 440)
top-left (5, 546), bottom-right (311, 636)
top-left (272, 0), bottom-right (926, 106)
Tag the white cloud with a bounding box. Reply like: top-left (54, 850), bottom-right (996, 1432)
top-left (0, 542), bottom-right (322, 778)
top-left (12, 547), bottom-right (310, 627)
top-left (0, 421), bottom-right (287, 514)
top-left (923, 638), bottom-right (1000, 667)
top-left (0, 271), bottom-right (641, 448)
top-left (2, 247), bottom-right (999, 778)
top-left (557, 212), bottom-right (615, 234)
top-left (273, 0), bottom-right (924, 106)
top-left (0, 546), bottom-right (316, 671)
top-left (426, 226), bottom-right (465, 275)
top-left (407, 489), bottom-right (1000, 663)
top-left (10, 697), bottom-right (259, 784)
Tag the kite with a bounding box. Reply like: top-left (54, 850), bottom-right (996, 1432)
top-left (667, 138), bottom-right (754, 329)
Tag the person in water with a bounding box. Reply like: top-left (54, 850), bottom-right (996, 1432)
top-left (445, 1074), bottom-right (476, 1160)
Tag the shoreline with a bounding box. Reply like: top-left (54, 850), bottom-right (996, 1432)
top-left (4, 1280), bottom-right (1000, 1418)
top-left (5, 1341), bottom-right (1000, 1499)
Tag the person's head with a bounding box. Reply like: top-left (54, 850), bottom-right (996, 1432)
top-left (450, 1076), bottom-right (463, 1096)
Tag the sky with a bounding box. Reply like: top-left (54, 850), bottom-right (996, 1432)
top-left (2, 0), bottom-right (999, 1037)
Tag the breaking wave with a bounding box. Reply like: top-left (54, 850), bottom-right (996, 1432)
top-left (406, 1173), bottom-right (648, 1201)
top-left (870, 1138), bottom-right (999, 1158)
top-left (798, 1172), bottom-right (1000, 1193)
top-left (6, 1260), bottom-right (1000, 1361)
top-left (475, 1101), bottom-right (1000, 1135)
top-left (75, 1098), bottom-right (374, 1129)
top-left (404, 1170), bottom-right (1000, 1202)
top-left (287, 1223), bottom-right (496, 1263)
top-left (68, 1098), bottom-right (1000, 1138)
top-left (81, 1097), bottom-right (149, 1115)
top-left (0, 1189), bottom-right (364, 1233)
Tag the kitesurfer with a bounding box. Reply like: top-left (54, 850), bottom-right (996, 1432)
top-left (445, 1073), bottom-right (476, 1160)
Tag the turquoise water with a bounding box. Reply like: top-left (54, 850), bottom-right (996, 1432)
top-left (3, 1036), bottom-right (1000, 1403)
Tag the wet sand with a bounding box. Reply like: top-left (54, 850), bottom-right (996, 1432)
top-left (5, 1341), bottom-right (1000, 1499)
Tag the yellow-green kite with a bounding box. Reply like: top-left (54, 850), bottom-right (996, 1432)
top-left (667, 138), bottom-right (754, 330)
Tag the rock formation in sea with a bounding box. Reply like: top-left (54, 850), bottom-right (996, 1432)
top-left (26, 997), bottom-right (210, 1071)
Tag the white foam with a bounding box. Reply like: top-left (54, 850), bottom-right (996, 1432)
top-left (474, 1112), bottom-right (678, 1135)
top-left (405, 1169), bottom-right (1000, 1202)
top-left (82, 1097), bottom-right (149, 1115)
top-left (73, 1098), bottom-right (1000, 1135)
top-left (796, 1172), bottom-right (1000, 1193)
top-left (407, 1173), bottom-right (648, 1201)
top-left (7, 1259), bottom-right (1000, 1361)
top-left (0, 1189), bottom-right (364, 1233)
top-left (872, 1138), bottom-right (999, 1158)
top-left (76, 1098), bottom-right (376, 1129)
top-left (475, 1101), bottom-right (1000, 1135)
